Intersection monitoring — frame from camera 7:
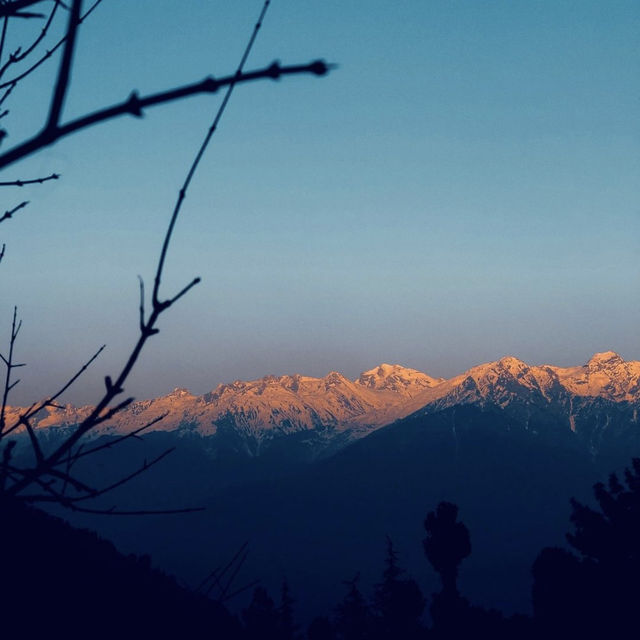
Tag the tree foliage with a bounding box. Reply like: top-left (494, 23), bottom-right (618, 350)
top-left (533, 458), bottom-right (640, 636)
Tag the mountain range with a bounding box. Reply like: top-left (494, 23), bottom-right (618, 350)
top-left (10, 351), bottom-right (640, 458)
top-left (17, 351), bottom-right (640, 622)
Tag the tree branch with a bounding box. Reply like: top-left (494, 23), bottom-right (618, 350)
top-left (0, 0), bottom-right (102, 89)
top-left (45, 0), bottom-right (79, 131)
top-left (0, 1), bottom-right (54, 19)
top-left (2, 0), bottom-right (332, 513)
top-left (0, 0), bottom-right (58, 78)
top-left (0, 59), bottom-right (332, 170)
top-left (0, 306), bottom-right (21, 435)
top-left (0, 172), bottom-right (58, 186)
top-left (0, 199), bottom-right (27, 222)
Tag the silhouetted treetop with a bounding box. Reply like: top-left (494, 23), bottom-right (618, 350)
top-left (423, 501), bottom-right (471, 595)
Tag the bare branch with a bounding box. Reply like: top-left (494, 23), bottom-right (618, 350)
top-left (0, 59), bottom-right (333, 171)
top-left (0, 172), bottom-right (58, 186)
top-left (65, 413), bottom-right (167, 462)
top-left (0, 0), bottom-right (103, 89)
top-left (220, 579), bottom-right (261, 604)
top-left (0, 16), bottom-right (8, 65)
top-left (202, 541), bottom-right (249, 597)
top-left (0, 342), bottom-right (104, 441)
top-left (45, 0), bottom-right (79, 130)
top-left (0, 307), bottom-right (21, 435)
top-left (0, 0), bottom-right (58, 78)
top-left (0, 1), bottom-right (48, 19)
top-left (0, 199), bottom-right (27, 222)
top-left (2, 0), bottom-right (331, 516)
top-left (0, 82), bottom-right (13, 106)
top-left (22, 343), bottom-right (104, 418)
top-left (6, 2), bottom-right (285, 494)
top-left (137, 275), bottom-right (146, 331)
top-left (152, 0), bottom-right (272, 309)
top-left (56, 504), bottom-right (205, 516)
top-left (0, 439), bottom-right (15, 491)
top-left (70, 447), bottom-right (176, 502)
top-left (18, 416), bottom-right (43, 462)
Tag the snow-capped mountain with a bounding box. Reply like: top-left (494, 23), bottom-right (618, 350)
top-left (401, 351), bottom-right (640, 416)
top-left (6, 352), bottom-right (640, 456)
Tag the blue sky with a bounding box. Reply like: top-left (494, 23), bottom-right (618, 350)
top-left (2, 1), bottom-right (638, 403)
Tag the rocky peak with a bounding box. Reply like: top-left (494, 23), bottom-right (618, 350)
top-left (586, 351), bottom-right (625, 369)
top-left (356, 363), bottom-right (442, 396)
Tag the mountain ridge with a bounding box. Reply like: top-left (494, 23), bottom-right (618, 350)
top-left (6, 352), bottom-right (639, 454)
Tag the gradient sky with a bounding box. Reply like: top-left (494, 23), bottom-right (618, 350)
top-left (2, 0), bottom-right (638, 404)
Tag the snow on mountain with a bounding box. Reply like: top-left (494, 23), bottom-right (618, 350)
top-left (6, 353), bottom-right (639, 451)
top-left (401, 352), bottom-right (640, 420)
top-left (544, 352), bottom-right (640, 401)
top-left (356, 363), bottom-right (443, 395)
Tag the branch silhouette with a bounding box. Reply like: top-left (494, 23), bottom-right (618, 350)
top-left (0, 0), bottom-right (333, 516)
top-left (0, 59), bottom-right (332, 170)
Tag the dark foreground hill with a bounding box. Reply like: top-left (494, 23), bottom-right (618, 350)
top-left (0, 497), bottom-right (239, 639)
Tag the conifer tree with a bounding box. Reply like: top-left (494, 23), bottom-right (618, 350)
top-left (372, 536), bottom-right (425, 639)
top-left (278, 580), bottom-right (300, 640)
top-left (242, 586), bottom-right (279, 639)
top-left (533, 458), bottom-right (640, 636)
top-left (334, 573), bottom-right (372, 640)
top-left (307, 616), bottom-right (336, 640)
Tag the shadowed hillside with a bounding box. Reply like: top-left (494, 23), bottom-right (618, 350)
top-left (0, 497), bottom-right (240, 639)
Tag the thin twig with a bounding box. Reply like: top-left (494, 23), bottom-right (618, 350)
top-left (0, 1), bottom-right (58, 81)
top-left (0, 172), bottom-right (58, 185)
top-left (70, 447), bottom-right (176, 502)
top-left (0, 0), bottom-right (103, 89)
top-left (0, 307), bottom-right (23, 435)
top-left (0, 199), bottom-right (27, 222)
top-left (22, 343), bottom-right (104, 417)
top-left (0, 0), bottom-right (58, 75)
top-left (221, 579), bottom-right (261, 604)
top-left (152, 0), bottom-right (273, 308)
top-left (205, 541), bottom-right (249, 597)
top-left (65, 413), bottom-right (167, 462)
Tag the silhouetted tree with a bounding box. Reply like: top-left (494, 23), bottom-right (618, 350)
top-left (334, 573), bottom-right (373, 640)
top-left (423, 501), bottom-right (470, 596)
top-left (307, 616), bottom-right (336, 640)
top-left (424, 502), bottom-right (524, 639)
top-left (372, 536), bottom-right (425, 639)
top-left (533, 458), bottom-right (640, 636)
top-left (278, 579), bottom-right (301, 640)
top-left (243, 586), bottom-right (279, 640)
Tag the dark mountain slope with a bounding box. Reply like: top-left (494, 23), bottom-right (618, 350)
top-left (61, 405), bottom-right (601, 623)
top-left (0, 497), bottom-right (239, 639)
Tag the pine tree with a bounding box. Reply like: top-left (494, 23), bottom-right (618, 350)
top-left (242, 586), bottom-right (279, 639)
top-left (307, 616), bottom-right (336, 640)
top-left (372, 536), bottom-right (425, 639)
top-left (278, 580), bottom-right (300, 640)
top-left (533, 458), bottom-right (640, 636)
top-left (334, 573), bottom-right (372, 640)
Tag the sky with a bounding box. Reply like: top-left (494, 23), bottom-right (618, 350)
top-left (1, 0), bottom-right (638, 404)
